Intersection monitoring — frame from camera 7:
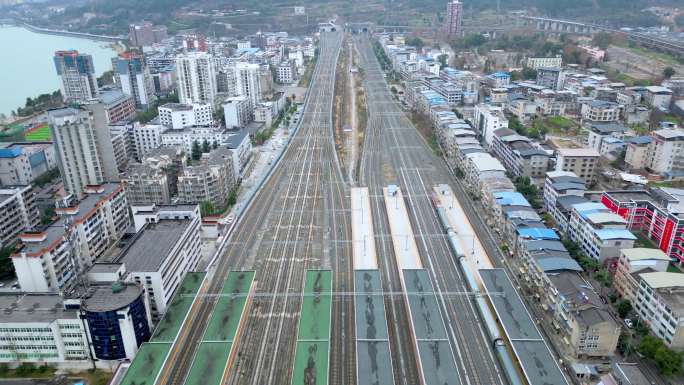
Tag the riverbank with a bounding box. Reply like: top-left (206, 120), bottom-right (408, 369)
top-left (21, 22), bottom-right (126, 44)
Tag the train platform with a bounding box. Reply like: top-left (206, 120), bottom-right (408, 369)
top-left (118, 272), bottom-right (206, 385)
top-left (183, 271), bottom-right (255, 385)
top-left (403, 269), bottom-right (460, 385)
top-left (354, 269), bottom-right (394, 385)
top-left (479, 268), bottom-right (568, 385)
top-left (292, 270), bottom-right (332, 385)
top-left (351, 187), bottom-right (377, 270)
top-left (383, 185), bottom-right (422, 270)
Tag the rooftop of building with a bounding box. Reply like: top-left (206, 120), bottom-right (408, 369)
top-left (159, 102), bottom-right (194, 111)
top-left (653, 128), bottom-right (684, 140)
top-left (589, 122), bottom-right (627, 134)
top-left (556, 147), bottom-right (601, 157)
top-left (81, 283), bottom-right (143, 313)
top-left (517, 227), bottom-right (560, 240)
top-left (640, 272), bottom-right (684, 289)
top-left (547, 270), bottom-right (614, 326)
top-left (594, 228), bottom-right (636, 241)
top-left (585, 212), bottom-right (627, 225)
top-left (621, 248), bottom-right (670, 262)
top-left (557, 195), bottom-right (590, 212)
top-left (466, 152), bottom-right (506, 172)
top-left (99, 89), bottom-right (131, 106)
top-left (0, 293), bottom-right (77, 323)
top-left (113, 219), bottom-right (193, 272)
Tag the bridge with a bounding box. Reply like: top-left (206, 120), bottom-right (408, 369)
top-left (522, 16), bottom-right (684, 58)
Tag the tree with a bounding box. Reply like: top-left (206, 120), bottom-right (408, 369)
top-left (191, 140), bottom-right (201, 161)
top-left (616, 299), bottom-right (633, 318)
top-left (438, 54), bottom-right (448, 69)
top-left (592, 32), bottom-right (613, 49)
top-left (405, 36), bottom-right (424, 49)
top-left (521, 67), bottom-right (537, 80)
top-left (201, 139), bottom-right (210, 154)
top-left (663, 67), bottom-right (676, 79)
top-left (0, 247), bottom-right (16, 281)
top-left (212, 140), bottom-right (219, 149)
top-left (199, 201), bottom-right (214, 217)
top-left (638, 335), bottom-right (684, 377)
top-left (463, 33), bottom-right (486, 48)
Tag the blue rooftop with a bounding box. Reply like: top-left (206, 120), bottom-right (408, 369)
top-left (628, 136), bottom-right (652, 145)
top-left (594, 228), bottom-right (637, 241)
top-left (494, 192), bottom-right (531, 207)
top-left (572, 202), bottom-right (608, 218)
top-left (537, 257), bottom-right (583, 272)
top-left (517, 228), bottom-right (560, 240)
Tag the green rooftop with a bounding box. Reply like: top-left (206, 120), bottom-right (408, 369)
top-left (119, 342), bottom-right (171, 385)
top-left (291, 270), bottom-right (332, 385)
top-left (151, 272), bottom-right (205, 342)
top-left (203, 271), bottom-right (255, 341)
top-left (183, 342), bottom-right (232, 385)
top-left (298, 270), bottom-right (332, 341)
top-left (291, 341), bottom-right (329, 385)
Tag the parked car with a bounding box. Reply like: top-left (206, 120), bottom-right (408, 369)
top-left (624, 318), bottom-right (634, 328)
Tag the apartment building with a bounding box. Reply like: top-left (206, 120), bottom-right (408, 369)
top-left (614, 248), bottom-right (670, 302)
top-left (567, 202), bottom-right (636, 262)
top-left (554, 147), bottom-right (600, 185)
top-left (586, 123), bottom-right (627, 153)
top-left (132, 123), bottom-right (164, 159)
top-left (601, 188), bottom-right (684, 263)
top-left (443, 1), bottom-right (463, 36)
top-left (178, 146), bottom-right (237, 209)
top-left (473, 104), bottom-right (509, 146)
top-left (526, 56), bottom-right (563, 70)
top-left (112, 51), bottom-right (156, 109)
top-left (0, 186), bottom-right (39, 248)
top-left (581, 100), bottom-right (622, 123)
top-left (516, 229), bottom-right (619, 358)
top-left (0, 142), bottom-right (56, 185)
top-left (462, 152), bottom-right (515, 209)
top-left (48, 107), bottom-right (119, 197)
top-left (543, 171), bottom-right (587, 232)
top-left (53, 50), bottom-right (99, 103)
top-left (158, 103), bottom-right (213, 129)
top-left (105, 205), bottom-right (202, 321)
top-left (634, 272), bottom-right (684, 349)
top-left (223, 96), bottom-right (252, 128)
top-left (491, 128), bottom-right (549, 179)
top-left (646, 128), bottom-right (684, 177)
top-left (123, 147), bottom-right (186, 205)
top-left (175, 51), bottom-right (217, 105)
top-left (98, 89), bottom-right (137, 124)
top-left (547, 270), bottom-right (621, 357)
top-left (644, 86), bottom-right (673, 110)
top-left (11, 184), bottom-right (130, 293)
top-left (276, 60), bottom-right (294, 84)
top-left (624, 136), bottom-right (652, 171)
top-left (536, 67), bottom-right (565, 91)
top-left (161, 126), bottom-right (226, 154)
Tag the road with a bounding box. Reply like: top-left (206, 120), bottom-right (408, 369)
top-left (154, 31), bottom-right (354, 385)
top-left (355, 34), bottom-right (506, 385)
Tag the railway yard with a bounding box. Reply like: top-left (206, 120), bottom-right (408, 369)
top-left (116, 29), bottom-right (568, 385)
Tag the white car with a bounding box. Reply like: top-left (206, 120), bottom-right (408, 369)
top-left (624, 318), bottom-right (634, 329)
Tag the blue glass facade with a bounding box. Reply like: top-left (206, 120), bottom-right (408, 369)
top-left (82, 294), bottom-right (150, 360)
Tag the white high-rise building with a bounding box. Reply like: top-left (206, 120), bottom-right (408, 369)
top-left (48, 107), bottom-right (119, 197)
top-left (113, 52), bottom-right (156, 109)
top-left (53, 50), bottom-right (99, 103)
top-left (158, 103), bottom-right (213, 129)
top-left (176, 52), bottom-right (217, 105)
top-left (234, 62), bottom-right (261, 107)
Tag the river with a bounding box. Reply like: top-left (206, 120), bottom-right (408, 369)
top-left (0, 25), bottom-right (120, 116)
